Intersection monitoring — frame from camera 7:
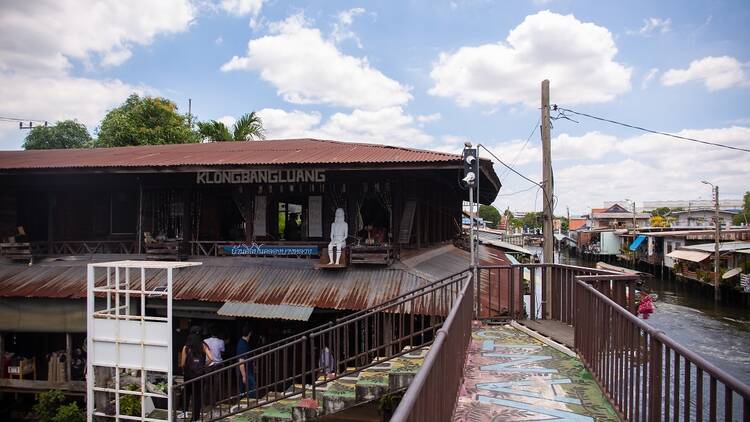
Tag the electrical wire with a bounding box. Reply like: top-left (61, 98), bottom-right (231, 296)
top-left (0, 116), bottom-right (47, 123)
top-left (478, 143), bottom-right (540, 188)
top-left (498, 117), bottom-right (540, 182)
top-left (552, 105), bottom-right (750, 153)
top-left (497, 184), bottom-right (539, 197)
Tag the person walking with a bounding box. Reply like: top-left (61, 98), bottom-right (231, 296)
top-left (180, 326), bottom-right (213, 420)
top-left (236, 326), bottom-right (256, 399)
top-left (203, 327), bottom-right (226, 406)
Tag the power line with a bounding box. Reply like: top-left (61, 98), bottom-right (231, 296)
top-left (478, 143), bottom-right (540, 188)
top-left (498, 117), bottom-right (540, 182)
top-left (497, 184), bottom-right (539, 197)
top-left (0, 116), bottom-right (47, 123)
top-left (552, 105), bottom-right (750, 153)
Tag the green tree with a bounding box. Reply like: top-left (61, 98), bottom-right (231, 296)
top-left (732, 192), bottom-right (750, 226)
top-left (521, 212), bottom-right (542, 229)
top-left (197, 112), bottom-right (265, 142)
top-left (478, 205), bottom-right (500, 228)
top-left (95, 94), bottom-right (198, 147)
top-left (23, 120), bottom-right (92, 150)
top-left (558, 216), bottom-right (569, 232)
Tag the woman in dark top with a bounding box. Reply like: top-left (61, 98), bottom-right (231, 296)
top-left (180, 328), bottom-right (213, 420)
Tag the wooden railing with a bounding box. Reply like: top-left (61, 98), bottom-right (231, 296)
top-left (31, 240), bottom-right (137, 255)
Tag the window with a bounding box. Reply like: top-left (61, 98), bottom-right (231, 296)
top-left (278, 201), bottom-right (304, 240)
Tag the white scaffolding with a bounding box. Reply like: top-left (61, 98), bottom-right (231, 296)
top-left (86, 260), bottom-right (201, 422)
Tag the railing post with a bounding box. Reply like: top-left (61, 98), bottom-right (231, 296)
top-left (301, 336), bottom-right (307, 398)
top-left (649, 336), bottom-right (663, 420)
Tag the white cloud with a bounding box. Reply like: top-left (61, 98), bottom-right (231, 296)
top-left (256, 107), bottom-right (433, 147)
top-left (0, 0), bottom-right (193, 149)
top-left (627, 17), bottom-right (672, 36)
top-left (0, 73), bottom-right (147, 149)
top-left (641, 68), bottom-right (659, 90)
top-left (488, 127), bottom-right (750, 214)
top-left (416, 113), bottom-right (442, 124)
top-left (0, 0), bottom-right (195, 73)
top-left (429, 10), bottom-right (631, 107)
top-left (216, 115), bottom-right (237, 128)
top-left (331, 8), bottom-right (366, 47)
top-left (220, 0), bottom-right (264, 17)
top-left (221, 13), bottom-right (412, 110)
top-left (661, 56), bottom-right (748, 91)
top-left (256, 108), bottom-right (322, 139)
top-left (318, 107), bottom-right (433, 146)
top-left (215, 36), bottom-right (224, 45)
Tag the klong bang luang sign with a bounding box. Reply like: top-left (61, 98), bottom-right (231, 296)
top-left (197, 169), bottom-right (325, 184)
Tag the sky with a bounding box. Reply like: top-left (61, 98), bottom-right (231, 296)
top-left (0, 0), bottom-right (748, 215)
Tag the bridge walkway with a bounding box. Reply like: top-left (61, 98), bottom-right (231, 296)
top-left (453, 324), bottom-right (618, 422)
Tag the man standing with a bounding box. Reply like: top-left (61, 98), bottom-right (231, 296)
top-left (236, 326), bottom-right (256, 399)
top-left (204, 328), bottom-right (225, 366)
top-left (204, 327), bottom-right (226, 406)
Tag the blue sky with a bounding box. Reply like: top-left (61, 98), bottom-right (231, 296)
top-left (1, 0), bottom-right (748, 214)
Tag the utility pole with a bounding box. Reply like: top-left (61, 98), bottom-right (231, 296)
top-left (713, 185), bottom-right (721, 301)
top-left (188, 98), bottom-right (193, 127)
top-left (702, 181), bottom-right (721, 301)
top-left (566, 206), bottom-right (570, 235)
top-left (541, 80), bottom-right (553, 319)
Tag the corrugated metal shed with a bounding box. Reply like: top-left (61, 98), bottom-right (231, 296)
top-left (0, 139), bottom-right (462, 170)
top-left (217, 303), bottom-right (314, 321)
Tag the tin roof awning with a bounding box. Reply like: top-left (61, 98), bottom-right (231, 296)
top-left (629, 235), bottom-right (647, 251)
top-left (217, 302), bottom-right (314, 321)
top-left (666, 249), bottom-right (712, 262)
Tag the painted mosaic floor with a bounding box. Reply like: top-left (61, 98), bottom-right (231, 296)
top-left (454, 324), bottom-right (619, 422)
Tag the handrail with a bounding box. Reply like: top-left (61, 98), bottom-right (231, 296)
top-left (577, 278), bottom-right (750, 399)
top-left (173, 269), bottom-right (472, 421)
top-left (177, 269), bottom-right (470, 375)
top-left (574, 275), bottom-right (750, 420)
top-left (391, 272), bottom-right (474, 421)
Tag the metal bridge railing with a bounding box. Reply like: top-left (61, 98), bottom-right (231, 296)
top-left (575, 276), bottom-right (750, 421)
top-left (390, 270), bottom-right (474, 421)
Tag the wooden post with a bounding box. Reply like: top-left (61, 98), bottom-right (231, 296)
top-left (47, 192), bottom-right (55, 253)
top-left (541, 80), bottom-right (554, 319)
top-left (65, 333), bottom-right (72, 382)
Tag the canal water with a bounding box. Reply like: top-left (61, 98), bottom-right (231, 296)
top-left (556, 250), bottom-right (750, 387)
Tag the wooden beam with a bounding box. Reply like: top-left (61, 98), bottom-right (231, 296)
top-left (0, 378), bottom-right (86, 395)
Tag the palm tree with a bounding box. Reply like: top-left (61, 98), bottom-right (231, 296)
top-left (197, 112), bottom-right (265, 142)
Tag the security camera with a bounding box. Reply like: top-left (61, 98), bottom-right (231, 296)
top-left (464, 141), bottom-right (473, 148)
top-left (462, 172), bottom-right (476, 183)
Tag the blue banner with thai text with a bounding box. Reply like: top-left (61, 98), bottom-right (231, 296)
top-left (223, 243), bottom-right (318, 256)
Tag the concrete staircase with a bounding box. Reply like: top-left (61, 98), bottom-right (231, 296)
top-left (218, 347), bottom-right (428, 422)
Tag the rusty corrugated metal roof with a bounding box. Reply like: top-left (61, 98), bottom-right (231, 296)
top-left (0, 138), bottom-right (463, 170)
top-left (0, 246), bottom-right (504, 314)
top-left (0, 257), bottom-right (434, 312)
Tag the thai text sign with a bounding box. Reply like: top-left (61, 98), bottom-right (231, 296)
top-left (197, 169), bottom-right (325, 184)
top-left (224, 243), bottom-right (318, 256)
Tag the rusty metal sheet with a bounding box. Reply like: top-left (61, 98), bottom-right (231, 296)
top-left (0, 139), bottom-right (462, 170)
top-left (0, 257), bottom-right (432, 312)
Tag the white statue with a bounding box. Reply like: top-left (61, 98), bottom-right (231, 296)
top-left (328, 208), bottom-right (348, 265)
